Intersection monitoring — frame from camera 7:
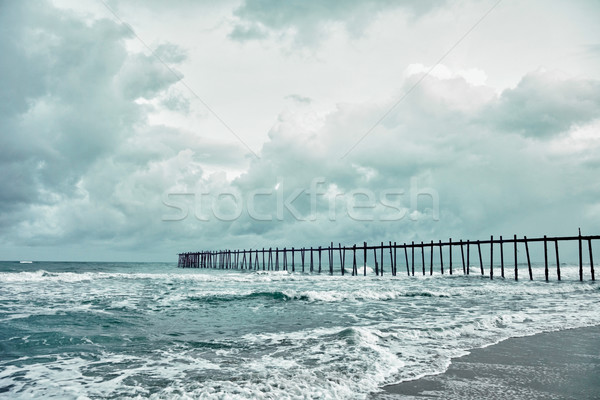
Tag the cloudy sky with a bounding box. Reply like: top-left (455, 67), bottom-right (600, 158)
top-left (2, 0), bottom-right (600, 262)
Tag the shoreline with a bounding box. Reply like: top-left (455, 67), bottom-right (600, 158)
top-left (376, 325), bottom-right (600, 399)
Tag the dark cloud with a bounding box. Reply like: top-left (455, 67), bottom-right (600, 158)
top-left (484, 71), bottom-right (600, 137)
top-left (2, 1), bottom-right (600, 261)
top-left (230, 0), bottom-right (447, 43)
top-left (0, 1), bottom-right (187, 241)
top-left (220, 70), bottom-right (600, 247)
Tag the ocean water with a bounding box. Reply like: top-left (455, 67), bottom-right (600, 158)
top-left (0, 261), bottom-right (598, 399)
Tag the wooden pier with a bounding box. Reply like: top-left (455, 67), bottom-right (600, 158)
top-left (178, 230), bottom-right (597, 281)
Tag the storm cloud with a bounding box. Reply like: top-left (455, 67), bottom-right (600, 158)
top-left (1, 0), bottom-right (599, 261)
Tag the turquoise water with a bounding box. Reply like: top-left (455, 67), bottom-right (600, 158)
top-left (0, 261), bottom-right (598, 399)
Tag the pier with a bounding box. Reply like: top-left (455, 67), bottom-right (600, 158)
top-left (178, 230), bottom-right (597, 281)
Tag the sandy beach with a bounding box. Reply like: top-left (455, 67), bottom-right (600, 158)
top-left (378, 325), bottom-right (600, 399)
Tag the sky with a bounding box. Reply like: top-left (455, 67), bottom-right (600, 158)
top-left (1, 0), bottom-right (600, 262)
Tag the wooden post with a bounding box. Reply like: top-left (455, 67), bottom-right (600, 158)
top-left (460, 239), bottom-right (465, 275)
top-left (404, 244), bottom-right (409, 276)
top-left (477, 240), bottom-right (484, 276)
top-left (373, 247), bottom-right (378, 276)
top-left (544, 236), bottom-right (549, 282)
top-left (449, 238), bottom-right (453, 275)
top-left (430, 240), bottom-right (434, 275)
top-left (389, 241), bottom-right (394, 276)
top-left (363, 242), bottom-right (367, 276)
top-left (466, 240), bottom-right (470, 275)
top-left (352, 244), bottom-right (357, 276)
top-left (589, 238), bottom-right (595, 281)
top-left (411, 241), bottom-right (415, 276)
top-left (391, 242), bottom-right (396, 276)
top-left (490, 235), bottom-right (493, 280)
top-left (554, 240), bottom-right (560, 281)
top-left (310, 247), bottom-right (314, 273)
top-left (524, 236), bottom-right (532, 280)
top-left (500, 235), bottom-right (504, 278)
top-left (421, 241), bottom-right (425, 276)
top-left (439, 240), bottom-right (444, 275)
top-left (318, 246), bottom-right (322, 274)
top-left (578, 229), bottom-right (583, 281)
top-left (380, 241), bottom-right (384, 276)
top-left (292, 247), bottom-right (295, 272)
top-left (263, 248), bottom-right (266, 271)
top-left (339, 244), bottom-right (345, 276)
top-left (330, 242), bottom-right (334, 275)
top-left (514, 235), bottom-right (518, 281)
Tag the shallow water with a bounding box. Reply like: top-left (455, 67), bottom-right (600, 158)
top-left (0, 261), bottom-right (598, 399)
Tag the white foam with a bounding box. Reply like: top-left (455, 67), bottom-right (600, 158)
top-left (1, 264), bottom-right (599, 399)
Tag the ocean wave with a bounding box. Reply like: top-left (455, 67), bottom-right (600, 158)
top-left (183, 289), bottom-right (454, 304)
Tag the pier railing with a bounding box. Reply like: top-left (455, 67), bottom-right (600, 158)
top-left (178, 231), bottom-right (597, 281)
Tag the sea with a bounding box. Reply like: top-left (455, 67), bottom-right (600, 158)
top-left (0, 260), bottom-right (598, 399)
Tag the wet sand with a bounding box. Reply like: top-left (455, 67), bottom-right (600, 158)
top-left (377, 325), bottom-right (600, 399)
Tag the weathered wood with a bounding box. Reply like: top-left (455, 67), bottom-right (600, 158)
top-left (477, 240), bottom-right (483, 276)
top-left (389, 241), bottom-right (394, 276)
top-left (310, 247), bottom-right (314, 273)
top-left (373, 247), bottom-right (378, 276)
top-left (544, 236), bottom-right (548, 281)
top-left (339, 243), bottom-right (345, 276)
top-left (490, 236), bottom-right (493, 280)
top-left (514, 234), bottom-right (518, 281)
top-left (449, 238), bottom-right (452, 275)
top-left (554, 240), bottom-right (560, 281)
top-left (318, 246), bottom-right (322, 274)
top-left (393, 242), bottom-right (397, 276)
top-left (380, 241), bottom-right (384, 276)
top-left (588, 238), bottom-right (595, 281)
top-left (363, 242), bottom-right (367, 276)
top-left (411, 241), bottom-right (415, 276)
top-left (524, 236), bottom-right (532, 280)
top-left (430, 240), bottom-right (434, 275)
top-left (352, 244), bottom-right (357, 276)
top-left (460, 239), bottom-right (465, 275)
top-left (439, 240), bottom-right (444, 275)
top-left (330, 242), bottom-right (334, 275)
top-left (404, 243), bottom-right (409, 276)
top-left (292, 247), bottom-right (295, 272)
top-left (180, 233), bottom-right (599, 282)
top-left (421, 241), bottom-right (425, 276)
top-left (579, 229), bottom-right (583, 281)
top-left (466, 240), bottom-right (470, 275)
top-left (500, 235), bottom-right (504, 278)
